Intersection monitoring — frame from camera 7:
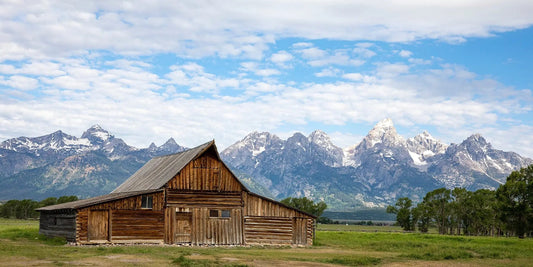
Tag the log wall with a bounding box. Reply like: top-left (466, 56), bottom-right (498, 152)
top-left (84, 192), bottom-right (164, 211)
top-left (166, 190), bottom-right (242, 207)
top-left (76, 192), bottom-right (165, 243)
top-left (166, 153), bottom-right (242, 192)
top-left (39, 210), bottom-right (76, 242)
top-left (111, 210), bottom-right (164, 241)
top-left (243, 192), bottom-right (315, 246)
top-left (243, 192), bottom-right (309, 218)
top-left (244, 216), bottom-right (293, 244)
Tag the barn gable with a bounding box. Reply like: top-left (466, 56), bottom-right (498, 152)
top-left (112, 141), bottom-right (247, 193)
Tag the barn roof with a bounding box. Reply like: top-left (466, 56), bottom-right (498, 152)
top-left (36, 189), bottom-right (163, 211)
top-left (112, 140), bottom-right (248, 193)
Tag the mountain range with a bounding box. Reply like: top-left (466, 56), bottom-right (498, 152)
top-left (1, 120), bottom-right (531, 210)
top-left (0, 125), bottom-right (187, 199)
top-left (220, 119), bottom-right (532, 209)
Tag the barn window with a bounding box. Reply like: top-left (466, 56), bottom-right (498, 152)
top-left (209, 209), bottom-right (219, 217)
top-left (141, 195), bottom-right (153, 209)
top-left (221, 210), bottom-right (230, 218)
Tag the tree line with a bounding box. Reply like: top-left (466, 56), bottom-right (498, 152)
top-left (387, 165), bottom-right (533, 238)
top-left (281, 196), bottom-right (329, 223)
top-left (0, 196), bottom-right (78, 219)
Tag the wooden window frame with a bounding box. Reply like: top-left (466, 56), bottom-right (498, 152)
top-left (221, 210), bottom-right (230, 218)
top-left (141, 195), bottom-right (153, 209)
top-left (209, 209), bottom-right (219, 217)
top-left (209, 209), bottom-right (231, 219)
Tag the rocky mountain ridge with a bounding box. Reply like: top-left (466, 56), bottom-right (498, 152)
top-left (0, 125), bottom-right (189, 199)
top-left (221, 119), bottom-right (533, 209)
top-left (1, 121), bottom-right (531, 210)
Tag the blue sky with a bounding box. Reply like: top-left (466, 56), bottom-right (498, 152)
top-left (1, 1), bottom-right (533, 158)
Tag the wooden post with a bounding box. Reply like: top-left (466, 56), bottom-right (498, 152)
top-left (108, 209), bottom-right (112, 242)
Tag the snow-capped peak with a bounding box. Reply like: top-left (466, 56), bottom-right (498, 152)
top-left (308, 130), bottom-right (331, 146)
top-left (363, 118), bottom-right (405, 148)
top-left (374, 118), bottom-right (394, 130)
top-left (224, 131), bottom-right (280, 158)
top-left (81, 125), bottom-right (112, 144)
top-left (406, 130), bottom-right (448, 167)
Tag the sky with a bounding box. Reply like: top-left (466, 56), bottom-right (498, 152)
top-left (1, 1), bottom-right (533, 158)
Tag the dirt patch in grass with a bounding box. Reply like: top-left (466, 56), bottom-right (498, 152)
top-left (249, 259), bottom-right (339, 267)
top-left (0, 256), bottom-right (53, 267)
top-left (66, 254), bottom-right (167, 266)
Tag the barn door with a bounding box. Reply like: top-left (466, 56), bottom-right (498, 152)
top-left (88, 210), bottom-right (109, 241)
top-left (175, 212), bottom-right (192, 243)
top-left (292, 217), bottom-right (307, 245)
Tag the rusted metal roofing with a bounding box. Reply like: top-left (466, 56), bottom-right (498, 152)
top-left (36, 189), bottom-right (162, 211)
top-left (112, 141), bottom-right (214, 193)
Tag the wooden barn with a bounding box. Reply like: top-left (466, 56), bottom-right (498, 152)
top-left (37, 141), bottom-right (315, 246)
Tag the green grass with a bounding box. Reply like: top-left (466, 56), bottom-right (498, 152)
top-left (1, 219), bottom-right (533, 266)
top-left (316, 223), bottom-right (439, 233)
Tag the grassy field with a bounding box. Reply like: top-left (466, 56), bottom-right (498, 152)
top-left (1, 218), bottom-right (533, 266)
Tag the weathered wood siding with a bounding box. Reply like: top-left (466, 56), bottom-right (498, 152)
top-left (111, 210), bottom-right (164, 241)
top-left (165, 206), bottom-right (243, 245)
top-left (243, 192), bottom-right (315, 246)
top-left (166, 153), bottom-right (243, 192)
top-left (84, 192), bottom-right (164, 211)
top-left (39, 210), bottom-right (76, 242)
top-left (293, 217), bottom-right (314, 246)
top-left (243, 192), bottom-right (309, 218)
top-left (244, 216), bottom-right (293, 244)
top-left (88, 210), bottom-right (109, 241)
top-left (76, 192), bottom-right (165, 243)
top-left (166, 190), bottom-right (242, 207)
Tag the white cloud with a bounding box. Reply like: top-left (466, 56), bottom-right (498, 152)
top-left (314, 67), bottom-right (341, 77)
top-left (2, 1), bottom-right (533, 61)
top-left (255, 69), bottom-right (281, 76)
top-left (0, 1), bottom-right (533, 159)
top-left (353, 47), bottom-right (377, 58)
top-left (342, 73), bottom-right (363, 81)
top-left (296, 46), bottom-right (366, 67)
top-left (270, 51), bottom-right (294, 65)
top-left (1, 59), bottom-right (532, 157)
top-left (1, 75), bottom-right (39, 90)
top-left (239, 62), bottom-right (281, 77)
top-left (376, 63), bottom-right (410, 78)
top-left (399, 50), bottom-right (412, 58)
top-left (408, 58), bottom-right (432, 65)
top-left (342, 73), bottom-right (376, 83)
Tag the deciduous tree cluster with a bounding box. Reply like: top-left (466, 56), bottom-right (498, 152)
top-left (0, 196), bottom-right (78, 219)
top-left (387, 165), bottom-right (533, 238)
top-left (281, 196), bottom-right (328, 222)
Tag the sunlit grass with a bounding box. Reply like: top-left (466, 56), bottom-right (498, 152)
top-left (1, 219), bottom-right (532, 266)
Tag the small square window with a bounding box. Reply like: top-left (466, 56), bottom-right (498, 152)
top-left (221, 210), bottom-right (230, 218)
top-left (209, 209), bottom-right (219, 217)
top-left (141, 195), bottom-right (153, 209)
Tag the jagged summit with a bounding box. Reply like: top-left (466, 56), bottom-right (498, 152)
top-left (364, 118), bottom-right (404, 148)
top-left (343, 119), bottom-right (406, 167)
top-left (464, 133), bottom-right (490, 146)
top-left (374, 118), bottom-right (394, 130)
top-left (308, 130), bottom-right (330, 145)
top-left (81, 125), bottom-right (112, 144)
top-left (406, 130), bottom-right (448, 167)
